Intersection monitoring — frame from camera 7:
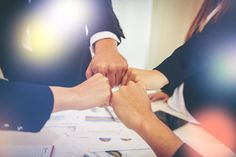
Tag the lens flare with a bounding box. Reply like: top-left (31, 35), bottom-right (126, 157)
top-left (195, 107), bottom-right (236, 151)
top-left (19, 0), bottom-right (87, 65)
top-left (209, 51), bottom-right (236, 88)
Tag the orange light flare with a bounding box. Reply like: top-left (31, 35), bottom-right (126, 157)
top-left (195, 107), bottom-right (236, 151)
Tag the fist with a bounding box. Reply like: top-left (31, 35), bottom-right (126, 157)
top-left (111, 81), bottom-right (153, 130)
top-left (73, 73), bottom-right (111, 109)
top-left (86, 39), bottom-right (128, 86)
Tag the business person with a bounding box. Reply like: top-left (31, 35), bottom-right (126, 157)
top-left (0, 0), bottom-right (127, 132)
top-left (120, 0), bottom-right (236, 153)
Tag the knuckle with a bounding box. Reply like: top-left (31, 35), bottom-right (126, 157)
top-left (103, 81), bottom-right (110, 89)
top-left (129, 67), bottom-right (134, 71)
top-left (128, 81), bottom-right (135, 86)
top-left (105, 84), bottom-right (111, 90)
top-left (95, 73), bottom-right (103, 77)
top-left (119, 85), bottom-right (126, 92)
top-left (96, 64), bottom-right (107, 73)
top-left (122, 66), bottom-right (128, 72)
top-left (98, 64), bottom-right (107, 69)
top-left (109, 64), bottom-right (117, 69)
top-left (108, 66), bottom-right (118, 73)
top-left (132, 69), bottom-right (137, 75)
top-left (127, 70), bottom-right (132, 75)
top-left (103, 76), bottom-right (109, 83)
top-left (127, 81), bottom-right (132, 86)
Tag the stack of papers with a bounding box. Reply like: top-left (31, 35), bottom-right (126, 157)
top-left (0, 145), bottom-right (54, 157)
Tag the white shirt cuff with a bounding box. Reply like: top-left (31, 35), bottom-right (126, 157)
top-left (90, 31), bottom-right (120, 55)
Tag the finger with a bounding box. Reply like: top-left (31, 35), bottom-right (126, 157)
top-left (148, 93), bottom-right (156, 99)
top-left (101, 89), bottom-right (112, 107)
top-left (150, 96), bottom-right (159, 102)
top-left (121, 68), bottom-right (127, 79)
top-left (125, 70), bottom-right (133, 84)
top-left (88, 73), bottom-right (103, 83)
top-left (163, 96), bottom-right (169, 102)
top-left (107, 70), bottom-right (115, 86)
top-left (127, 81), bottom-right (135, 86)
top-left (149, 93), bottom-right (168, 102)
top-left (123, 69), bottom-right (133, 85)
top-left (99, 103), bottom-right (109, 108)
top-left (121, 70), bottom-right (129, 85)
top-left (111, 91), bottom-right (119, 107)
top-left (95, 64), bottom-right (108, 77)
top-left (106, 77), bottom-right (112, 103)
top-left (115, 70), bottom-right (123, 85)
top-left (136, 81), bottom-right (146, 89)
top-left (86, 64), bottom-right (94, 79)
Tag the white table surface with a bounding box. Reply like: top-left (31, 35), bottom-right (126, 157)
top-left (0, 101), bottom-right (234, 157)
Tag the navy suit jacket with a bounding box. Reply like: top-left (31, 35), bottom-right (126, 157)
top-left (0, 0), bottom-right (124, 132)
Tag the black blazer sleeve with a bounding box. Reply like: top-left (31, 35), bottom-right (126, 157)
top-left (86, 0), bottom-right (125, 42)
top-left (154, 5), bottom-right (236, 95)
top-left (0, 79), bottom-right (54, 132)
top-left (0, 1), bottom-right (54, 133)
top-left (173, 144), bottom-right (202, 157)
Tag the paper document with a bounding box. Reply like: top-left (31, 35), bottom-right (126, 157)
top-left (0, 145), bottom-right (54, 157)
top-left (45, 110), bottom-right (80, 127)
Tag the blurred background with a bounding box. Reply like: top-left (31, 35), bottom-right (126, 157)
top-left (113, 0), bottom-right (203, 69)
top-left (0, 0), bottom-right (203, 78)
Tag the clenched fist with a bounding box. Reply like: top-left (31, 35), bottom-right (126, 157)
top-left (111, 81), bottom-right (153, 130)
top-left (86, 38), bottom-right (128, 86)
top-left (51, 73), bottom-right (111, 111)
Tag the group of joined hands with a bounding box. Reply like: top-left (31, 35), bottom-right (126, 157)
top-left (50, 38), bottom-right (169, 131)
top-left (49, 39), bottom-right (187, 157)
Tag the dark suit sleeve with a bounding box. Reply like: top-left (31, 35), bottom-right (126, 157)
top-left (154, 6), bottom-right (236, 95)
top-left (86, 0), bottom-right (125, 42)
top-left (0, 79), bottom-right (54, 132)
top-left (173, 144), bottom-right (202, 157)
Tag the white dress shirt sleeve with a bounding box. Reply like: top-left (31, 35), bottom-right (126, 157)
top-left (90, 31), bottom-right (120, 56)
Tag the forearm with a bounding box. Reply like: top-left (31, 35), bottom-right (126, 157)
top-left (50, 86), bottom-right (78, 112)
top-left (135, 113), bottom-right (183, 157)
top-left (50, 73), bottom-right (111, 112)
top-left (152, 70), bottom-right (169, 89)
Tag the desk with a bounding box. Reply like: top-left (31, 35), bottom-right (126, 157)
top-left (0, 101), bottom-right (234, 157)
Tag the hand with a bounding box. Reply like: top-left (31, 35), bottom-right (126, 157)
top-left (112, 82), bottom-right (184, 157)
top-left (149, 91), bottom-right (169, 102)
top-left (111, 81), bottom-right (154, 130)
top-left (121, 68), bottom-right (169, 90)
top-left (51, 73), bottom-right (111, 112)
top-left (86, 38), bottom-right (128, 86)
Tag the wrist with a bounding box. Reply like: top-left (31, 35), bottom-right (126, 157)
top-left (152, 70), bottom-right (169, 89)
top-left (50, 86), bottom-right (78, 112)
top-left (94, 38), bottom-right (118, 54)
top-left (135, 112), bottom-right (183, 157)
top-left (134, 113), bottom-right (158, 134)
